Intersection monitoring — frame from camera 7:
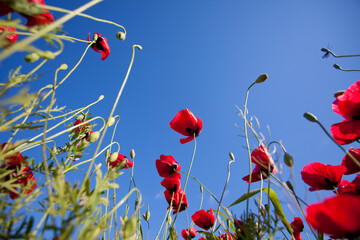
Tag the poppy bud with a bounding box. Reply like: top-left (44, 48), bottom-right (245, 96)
top-left (92, 33), bottom-right (99, 41)
top-left (283, 152), bottom-right (294, 167)
top-left (286, 181), bottom-right (294, 192)
top-left (107, 117), bottom-right (115, 127)
top-left (333, 64), bottom-right (341, 69)
top-left (130, 149), bottom-right (135, 159)
top-left (334, 90), bottom-right (345, 98)
top-left (105, 149), bottom-right (110, 159)
top-left (116, 31), bottom-right (126, 40)
top-left (229, 152), bottom-right (235, 161)
top-left (75, 115), bottom-right (83, 121)
top-left (255, 73), bottom-right (268, 83)
top-left (38, 51), bottom-right (55, 60)
top-left (59, 64), bottom-right (68, 70)
top-left (79, 139), bottom-right (89, 148)
top-left (98, 95), bottom-right (104, 101)
top-left (51, 146), bottom-right (57, 155)
top-left (24, 52), bottom-right (40, 62)
top-left (200, 185), bottom-right (203, 194)
top-left (303, 112), bottom-right (317, 122)
top-left (167, 214), bottom-right (172, 225)
top-left (123, 215), bottom-right (137, 239)
top-left (109, 152), bottom-right (118, 162)
top-left (143, 210), bottom-right (150, 221)
top-left (135, 45), bottom-right (143, 50)
top-left (88, 131), bottom-right (100, 143)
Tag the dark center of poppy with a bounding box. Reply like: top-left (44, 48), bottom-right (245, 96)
top-left (324, 178), bottom-right (337, 188)
top-left (95, 36), bottom-right (105, 51)
top-left (352, 115), bottom-right (360, 120)
top-left (186, 127), bottom-right (200, 137)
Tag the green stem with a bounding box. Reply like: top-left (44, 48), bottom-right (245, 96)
top-left (322, 48), bottom-right (360, 58)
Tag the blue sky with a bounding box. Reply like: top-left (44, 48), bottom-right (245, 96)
top-left (2, 0), bottom-right (360, 239)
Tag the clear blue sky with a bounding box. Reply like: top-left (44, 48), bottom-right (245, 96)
top-left (1, 0), bottom-right (360, 239)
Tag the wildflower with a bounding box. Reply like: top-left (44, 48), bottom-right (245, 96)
top-left (23, 0), bottom-right (54, 26)
top-left (73, 120), bottom-right (93, 141)
top-left (301, 162), bottom-right (346, 191)
top-left (88, 32), bottom-right (110, 60)
top-left (164, 189), bottom-right (188, 214)
top-left (0, 26), bottom-right (18, 44)
top-left (0, 143), bottom-right (23, 166)
top-left (181, 228), bottom-right (197, 239)
top-left (290, 217), bottom-right (304, 240)
top-left (341, 147), bottom-right (360, 175)
top-left (191, 208), bottom-right (215, 230)
top-left (169, 109), bottom-right (203, 144)
top-left (242, 145), bottom-right (278, 183)
top-left (156, 155), bottom-right (181, 179)
top-left (306, 195), bottom-right (360, 239)
top-left (9, 166), bottom-right (37, 199)
top-left (336, 174), bottom-right (360, 195)
top-left (331, 119), bottom-right (360, 145)
top-left (219, 233), bottom-right (236, 240)
top-left (161, 177), bottom-right (181, 192)
top-left (107, 153), bottom-right (133, 169)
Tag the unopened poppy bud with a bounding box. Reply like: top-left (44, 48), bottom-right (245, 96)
top-left (255, 73), bottom-right (268, 83)
top-left (79, 140), bottom-right (89, 148)
top-left (38, 51), bottom-right (55, 60)
top-left (334, 90), bottom-right (345, 98)
top-left (286, 181), bottom-right (294, 192)
top-left (107, 117), bottom-right (115, 127)
top-left (123, 215), bottom-right (137, 239)
top-left (283, 152), bottom-right (294, 167)
top-left (116, 31), bottom-right (126, 40)
top-left (200, 185), bottom-right (203, 194)
top-left (135, 44), bottom-right (143, 50)
top-left (229, 152), bottom-right (235, 161)
top-left (98, 95), bottom-right (104, 101)
top-left (24, 52), bottom-right (40, 62)
top-left (88, 131), bottom-right (100, 143)
top-left (167, 215), bottom-right (172, 225)
top-left (130, 149), bottom-right (135, 159)
top-left (143, 210), bottom-right (150, 221)
top-left (303, 112), bottom-right (317, 122)
top-left (93, 33), bottom-right (99, 41)
top-left (333, 64), bottom-right (341, 70)
top-left (51, 146), bottom-right (57, 155)
top-left (109, 152), bottom-right (118, 162)
top-left (59, 64), bottom-right (68, 70)
top-left (321, 48), bottom-right (330, 53)
top-left (75, 115), bottom-right (83, 121)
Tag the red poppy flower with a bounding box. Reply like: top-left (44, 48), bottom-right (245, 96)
top-left (306, 195), bottom-right (360, 239)
top-left (331, 119), bottom-right (360, 145)
top-left (156, 155), bottom-right (181, 179)
top-left (219, 233), bottom-right (236, 240)
top-left (336, 175), bottom-right (360, 195)
top-left (108, 153), bottom-right (133, 169)
top-left (0, 2), bottom-right (12, 16)
top-left (342, 147), bottom-right (360, 175)
top-left (0, 26), bottom-right (18, 44)
top-left (87, 33), bottom-right (110, 60)
top-left (73, 120), bottom-right (94, 141)
top-left (164, 189), bottom-right (188, 214)
top-left (290, 217), bottom-right (304, 240)
top-left (169, 109), bottom-right (203, 144)
top-left (191, 208), bottom-right (215, 230)
top-left (161, 178), bottom-right (181, 192)
top-left (332, 80), bottom-right (360, 119)
top-left (181, 228), bottom-right (197, 239)
top-left (0, 143), bottom-right (23, 166)
top-left (10, 166), bottom-right (37, 199)
top-left (23, 0), bottom-right (54, 26)
top-left (301, 162), bottom-right (346, 191)
top-left (242, 145), bottom-right (278, 183)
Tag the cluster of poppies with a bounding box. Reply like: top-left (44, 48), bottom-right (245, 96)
top-left (301, 80), bottom-right (360, 239)
top-left (0, 143), bottom-right (37, 199)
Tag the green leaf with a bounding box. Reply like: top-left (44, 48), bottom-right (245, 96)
top-left (228, 188), bottom-right (262, 207)
top-left (26, 216), bottom-right (34, 234)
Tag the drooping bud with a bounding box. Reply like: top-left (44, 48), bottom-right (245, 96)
top-left (116, 31), bottom-right (126, 40)
top-left (24, 52), bottom-right (40, 62)
top-left (303, 112), bottom-right (317, 122)
top-left (107, 117), bottom-right (115, 127)
top-left (334, 90), bottom-right (345, 98)
top-left (200, 185), bottom-right (203, 194)
top-left (283, 152), bottom-right (294, 167)
top-left (38, 51), bottom-right (55, 60)
top-left (255, 73), bottom-right (268, 84)
top-left (59, 64), bottom-right (68, 70)
top-left (109, 152), bottom-right (118, 162)
top-left (79, 139), bottom-right (89, 149)
top-left (333, 64), bottom-right (341, 70)
top-left (130, 149), bottom-right (135, 159)
top-left (135, 45), bottom-right (143, 50)
top-left (166, 214), bottom-right (172, 225)
top-left (229, 152), bottom-right (235, 161)
top-left (286, 181), bottom-right (294, 192)
top-left (143, 209), bottom-right (150, 221)
top-left (88, 131), bottom-right (100, 143)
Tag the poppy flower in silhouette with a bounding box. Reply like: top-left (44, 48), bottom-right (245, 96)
top-left (107, 153), bottom-right (133, 169)
top-left (88, 33), bottom-right (110, 60)
top-left (181, 228), bottom-right (197, 239)
top-left (306, 195), bottom-right (360, 239)
top-left (9, 166), bottom-right (37, 199)
top-left (331, 119), bottom-right (360, 145)
top-left (156, 155), bottom-right (181, 179)
top-left (290, 217), bottom-right (304, 240)
top-left (341, 147), bottom-right (360, 175)
top-left (0, 26), bottom-right (18, 44)
top-left (0, 143), bottom-right (23, 166)
top-left (191, 208), bottom-right (215, 230)
top-left (332, 80), bottom-right (360, 119)
top-left (169, 109), bottom-right (203, 144)
top-left (164, 189), bottom-right (188, 214)
top-left (242, 145), bottom-right (278, 183)
top-left (161, 177), bottom-right (181, 192)
top-left (301, 162), bottom-right (346, 191)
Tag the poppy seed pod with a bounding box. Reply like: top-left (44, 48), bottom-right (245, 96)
top-left (24, 52), bottom-right (40, 62)
top-left (88, 131), bottom-right (100, 143)
top-left (116, 31), bottom-right (126, 40)
top-left (255, 73), bottom-right (268, 83)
